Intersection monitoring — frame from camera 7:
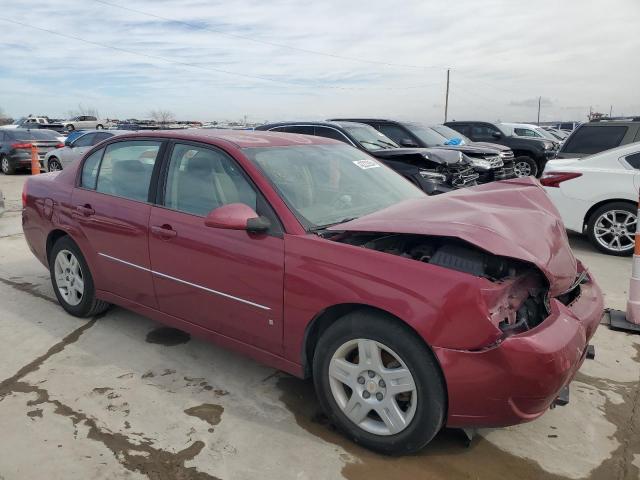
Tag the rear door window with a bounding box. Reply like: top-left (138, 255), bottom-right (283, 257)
top-left (562, 126), bottom-right (628, 154)
top-left (624, 152), bottom-right (640, 170)
top-left (96, 141), bottom-right (162, 202)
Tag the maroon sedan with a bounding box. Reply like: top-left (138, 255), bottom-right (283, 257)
top-left (22, 130), bottom-right (603, 454)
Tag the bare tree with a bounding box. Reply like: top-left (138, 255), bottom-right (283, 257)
top-left (67, 103), bottom-right (100, 118)
top-left (149, 109), bottom-right (175, 125)
top-left (0, 106), bottom-right (12, 125)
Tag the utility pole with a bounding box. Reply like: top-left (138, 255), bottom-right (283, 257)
top-left (609, 105), bottom-right (613, 118)
top-left (537, 96), bottom-right (541, 125)
top-left (444, 69), bottom-right (450, 123)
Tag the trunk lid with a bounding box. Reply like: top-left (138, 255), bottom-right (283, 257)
top-left (329, 177), bottom-right (577, 296)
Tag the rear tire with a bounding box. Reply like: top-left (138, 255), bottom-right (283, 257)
top-left (49, 236), bottom-right (110, 317)
top-left (587, 202), bottom-right (636, 256)
top-left (312, 310), bottom-right (446, 455)
top-left (48, 157), bottom-right (63, 172)
top-left (0, 156), bottom-right (15, 175)
top-left (513, 156), bottom-right (538, 177)
top-left (96, 124), bottom-right (103, 130)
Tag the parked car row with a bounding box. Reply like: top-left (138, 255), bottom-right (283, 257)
top-left (22, 128), bottom-right (604, 454)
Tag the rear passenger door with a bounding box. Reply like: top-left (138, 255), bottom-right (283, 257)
top-left (148, 142), bottom-right (285, 352)
top-left (71, 139), bottom-right (165, 307)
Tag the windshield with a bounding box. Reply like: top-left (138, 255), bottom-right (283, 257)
top-left (430, 125), bottom-right (472, 144)
top-left (243, 144), bottom-right (424, 229)
top-left (337, 123), bottom-right (399, 151)
top-left (404, 124), bottom-right (449, 146)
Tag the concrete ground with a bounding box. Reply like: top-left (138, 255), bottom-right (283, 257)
top-left (0, 172), bottom-right (638, 480)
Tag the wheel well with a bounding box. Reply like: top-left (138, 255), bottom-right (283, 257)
top-left (46, 229), bottom-right (68, 261)
top-left (583, 199), bottom-right (636, 230)
top-left (511, 150), bottom-right (534, 159)
top-left (302, 304), bottom-right (438, 378)
top-left (302, 303), bottom-right (449, 420)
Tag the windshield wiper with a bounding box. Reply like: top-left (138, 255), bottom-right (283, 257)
top-left (309, 216), bottom-right (359, 233)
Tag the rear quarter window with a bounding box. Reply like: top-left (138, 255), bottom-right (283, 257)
top-left (562, 126), bottom-right (628, 154)
top-left (81, 148), bottom-right (104, 189)
top-left (624, 152), bottom-right (640, 170)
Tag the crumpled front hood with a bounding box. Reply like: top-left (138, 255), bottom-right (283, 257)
top-left (330, 177), bottom-right (577, 296)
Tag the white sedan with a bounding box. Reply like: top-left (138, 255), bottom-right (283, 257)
top-left (541, 142), bottom-right (639, 256)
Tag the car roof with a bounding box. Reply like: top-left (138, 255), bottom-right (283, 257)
top-left (105, 128), bottom-right (339, 148)
top-left (261, 120), bottom-right (375, 131)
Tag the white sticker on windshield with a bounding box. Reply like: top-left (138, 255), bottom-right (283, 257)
top-left (353, 159), bottom-right (381, 170)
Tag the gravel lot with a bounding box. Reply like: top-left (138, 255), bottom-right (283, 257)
top-left (0, 173), bottom-right (638, 480)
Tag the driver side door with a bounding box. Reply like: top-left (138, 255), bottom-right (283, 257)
top-left (148, 142), bottom-right (285, 353)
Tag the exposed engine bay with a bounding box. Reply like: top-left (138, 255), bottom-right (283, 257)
top-left (330, 232), bottom-right (555, 335)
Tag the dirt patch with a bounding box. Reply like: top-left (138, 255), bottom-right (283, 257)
top-left (184, 404), bottom-right (224, 427)
top-left (93, 387), bottom-right (113, 395)
top-left (0, 313), bottom-right (217, 479)
top-left (26, 408), bottom-right (43, 419)
top-left (146, 327), bottom-right (190, 346)
top-left (276, 375), bottom-right (571, 480)
top-left (575, 372), bottom-right (640, 480)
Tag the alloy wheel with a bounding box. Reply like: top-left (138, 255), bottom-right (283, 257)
top-left (54, 249), bottom-right (84, 306)
top-left (328, 338), bottom-right (417, 436)
top-left (513, 160), bottom-right (532, 177)
top-left (48, 159), bottom-right (62, 172)
top-left (1, 157), bottom-right (9, 174)
top-left (594, 210), bottom-right (636, 253)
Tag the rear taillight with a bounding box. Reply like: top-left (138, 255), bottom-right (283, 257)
top-left (540, 171), bottom-right (582, 187)
top-left (11, 142), bottom-right (33, 149)
top-left (22, 181), bottom-right (28, 208)
top-left (55, 143), bottom-right (64, 148)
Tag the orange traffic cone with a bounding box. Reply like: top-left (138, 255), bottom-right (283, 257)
top-left (609, 190), bottom-right (640, 333)
top-left (30, 144), bottom-right (40, 175)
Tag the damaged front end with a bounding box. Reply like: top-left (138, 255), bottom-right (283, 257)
top-left (328, 231), bottom-right (565, 342)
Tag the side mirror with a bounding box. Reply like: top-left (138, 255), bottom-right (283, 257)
top-left (204, 203), bottom-right (270, 233)
top-left (64, 139), bottom-right (73, 147)
top-left (400, 138), bottom-right (419, 148)
top-left (491, 131), bottom-right (502, 139)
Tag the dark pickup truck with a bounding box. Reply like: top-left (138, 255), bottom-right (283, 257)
top-left (445, 121), bottom-right (557, 177)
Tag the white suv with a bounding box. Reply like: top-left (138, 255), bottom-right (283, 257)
top-left (63, 115), bottom-right (105, 131)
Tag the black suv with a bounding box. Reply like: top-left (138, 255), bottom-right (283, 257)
top-left (331, 118), bottom-right (516, 183)
top-left (556, 118), bottom-right (640, 159)
top-left (256, 121), bottom-right (479, 195)
top-left (445, 121), bottom-right (557, 177)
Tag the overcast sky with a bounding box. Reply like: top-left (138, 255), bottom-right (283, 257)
top-left (0, 0), bottom-right (638, 123)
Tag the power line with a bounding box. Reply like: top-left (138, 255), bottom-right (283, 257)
top-left (0, 17), bottom-right (442, 91)
top-left (93, 0), bottom-right (447, 70)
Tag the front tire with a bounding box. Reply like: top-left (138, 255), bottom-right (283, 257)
top-left (587, 202), bottom-right (636, 256)
top-left (513, 156), bottom-right (538, 177)
top-left (1, 156), bottom-right (15, 175)
top-left (96, 124), bottom-right (103, 129)
top-left (48, 157), bottom-right (63, 172)
top-left (49, 236), bottom-right (110, 317)
top-left (313, 311), bottom-right (446, 455)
